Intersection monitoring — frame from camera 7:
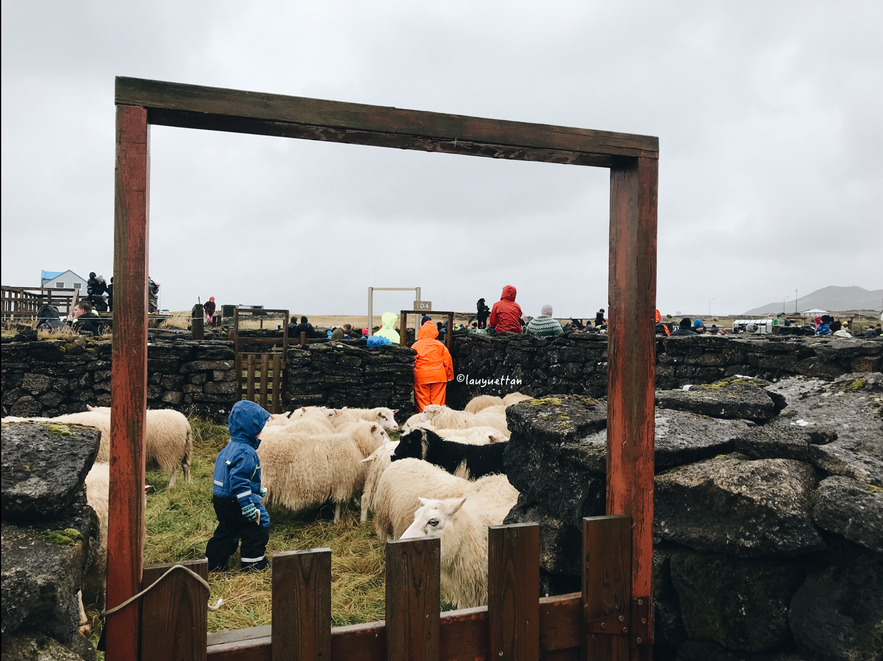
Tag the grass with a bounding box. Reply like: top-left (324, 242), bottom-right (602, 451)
top-left (85, 414), bottom-right (389, 646)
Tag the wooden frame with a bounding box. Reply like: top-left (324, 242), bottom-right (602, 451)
top-left (399, 309), bottom-right (456, 353)
top-left (111, 76), bottom-right (657, 661)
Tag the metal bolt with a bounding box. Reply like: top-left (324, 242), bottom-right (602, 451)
top-left (600, 622), bottom-right (606, 630)
top-left (622, 627), bottom-right (628, 634)
top-left (637, 599), bottom-right (643, 606)
top-left (498, 652), bottom-right (503, 657)
top-left (636, 637), bottom-right (642, 644)
top-left (591, 634), bottom-right (597, 640)
top-left (618, 615), bottom-right (624, 622)
top-left (641, 617), bottom-right (647, 625)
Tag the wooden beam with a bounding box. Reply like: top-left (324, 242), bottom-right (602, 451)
top-left (607, 156), bottom-right (658, 660)
top-left (107, 103), bottom-right (150, 661)
top-left (272, 549), bottom-right (332, 661)
top-left (385, 538), bottom-right (440, 661)
top-left (141, 560), bottom-right (209, 661)
top-left (115, 77), bottom-right (658, 166)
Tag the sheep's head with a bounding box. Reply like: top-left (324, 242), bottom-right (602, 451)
top-left (391, 430), bottom-right (428, 461)
top-left (400, 497), bottom-right (466, 540)
top-left (372, 407), bottom-right (399, 432)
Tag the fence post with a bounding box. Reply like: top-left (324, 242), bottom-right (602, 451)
top-left (272, 549), bottom-right (332, 661)
top-left (140, 559), bottom-right (209, 661)
top-left (386, 537), bottom-right (440, 661)
top-left (192, 303), bottom-right (205, 340)
top-left (488, 523), bottom-right (540, 661)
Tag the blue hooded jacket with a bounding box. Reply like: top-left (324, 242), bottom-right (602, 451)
top-left (213, 401), bottom-right (271, 523)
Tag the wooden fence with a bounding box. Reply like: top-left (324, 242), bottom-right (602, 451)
top-left (1, 285), bottom-right (79, 319)
top-left (136, 516), bottom-right (647, 661)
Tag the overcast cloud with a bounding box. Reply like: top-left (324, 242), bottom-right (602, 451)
top-left (2, 1), bottom-right (881, 319)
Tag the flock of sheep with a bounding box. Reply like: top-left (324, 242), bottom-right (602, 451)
top-left (2, 391), bottom-right (532, 616)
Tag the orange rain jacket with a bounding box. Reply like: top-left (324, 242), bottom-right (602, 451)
top-left (413, 321), bottom-right (454, 385)
top-left (489, 285), bottom-right (523, 334)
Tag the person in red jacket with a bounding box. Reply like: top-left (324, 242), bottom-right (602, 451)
top-left (489, 285), bottom-right (523, 334)
top-left (412, 320), bottom-right (454, 412)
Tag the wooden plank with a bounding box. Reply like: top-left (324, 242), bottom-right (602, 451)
top-left (106, 103), bottom-right (149, 661)
top-left (116, 78), bottom-right (658, 164)
top-left (386, 537), bottom-right (440, 661)
top-left (608, 157), bottom-right (657, 660)
top-left (582, 516), bottom-right (632, 661)
top-left (259, 354), bottom-right (269, 410)
top-left (206, 593), bottom-right (583, 661)
top-left (141, 559), bottom-right (209, 661)
top-left (488, 523), bottom-right (539, 661)
top-left (271, 355), bottom-right (282, 414)
top-left (235, 354), bottom-right (243, 399)
top-left (272, 549), bottom-right (331, 661)
top-left (247, 354), bottom-right (256, 402)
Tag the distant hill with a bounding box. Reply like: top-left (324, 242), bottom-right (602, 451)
top-left (743, 286), bottom-right (883, 316)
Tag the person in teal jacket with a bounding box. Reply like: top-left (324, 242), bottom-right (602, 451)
top-left (206, 400), bottom-right (271, 572)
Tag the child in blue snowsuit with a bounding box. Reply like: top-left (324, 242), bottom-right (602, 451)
top-left (206, 400), bottom-right (272, 572)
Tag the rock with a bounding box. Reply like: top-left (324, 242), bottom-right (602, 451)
top-left (653, 547), bottom-right (686, 653)
top-left (675, 640), bottom-right (809, 661)
top-left (655, 455), bottom-right (826, 557)
top-left (504, 396), bottom-right (608, 525)
top-left (734, 420), bottom-right (837, 463)
top-left (654, 409), bottom-right (754, 470)
top-left (813, 476), bottom-right (883, 552)
top-left (0, 632), bottom-right (93, 661)
top-left (0, 491), bottom-right (98, 643)
top-left (0, 567), bottom-right (39, 635)
top-left (789, 541), bottom-right (883, 661)
top-left (1, 422), bottom-right (101, 521)
top-left (504, 496), bottom-right (582, 576)
top-left (765, 376), bottom-right (883, 486)
top-left (655, 377), bottom-right (782, 422)
top-left (670, 550), bottom-right (804, 652)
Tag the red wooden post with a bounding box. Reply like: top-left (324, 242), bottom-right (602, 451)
top-left (107, 103), bottom-right (150, 660)
top-left (607, 156), bottom-right (658, 660)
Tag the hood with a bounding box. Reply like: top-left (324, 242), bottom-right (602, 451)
top-left (501, 285), bottom-right (517, 301)
top-left (228, 400), bottom-right (271, 449)
top-left (381, 311), bottom-right (397, 329)
top-left (417, 320), bottom-right (439, 341)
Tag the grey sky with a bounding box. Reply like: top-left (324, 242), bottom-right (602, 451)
top-left (2, 1), bottom-right (881, 319)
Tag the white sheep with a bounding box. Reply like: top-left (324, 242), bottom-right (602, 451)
top-left (1, 416), bottom-right (52, 423)
top-left (371, 457), bottom-right (473, 540)
top-left (83, 462), bottom-right (109, 607)
top-left (432, 426), bottom-right (509, 444)
top-left (359, 441), bottom-right (398, 523)
top-left (258, 420), bottom-right (389, 522)
top-left (399, 474), bottom-right (519, 609)
top-left (78, 406), bottom-right (192, 487)
top-left (420, 405), bottom-right (509, 435)
top-left (329, 407), bottom-right (399, 432)
top-left (464, 395), bottom-right (504, 414)
top-left (503, 392), bottom-right (533, 407)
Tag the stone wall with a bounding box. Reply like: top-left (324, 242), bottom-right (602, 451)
top-left (3, 332), bottom-right (880, 424)
top-left (1, 335), bottom-right (417, 422)
top-left (448, 332), bottom-right (883, 408)
top-left (503, 376), bottom-right (883, 661)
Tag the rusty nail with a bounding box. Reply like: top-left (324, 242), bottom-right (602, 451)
top-left (618, 615), bottom-right (624, 622)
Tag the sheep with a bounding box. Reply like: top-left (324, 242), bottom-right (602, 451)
top-left (503, 392), bottom-right (533, 407)
top-left (392, 428), bottom-right (508, 480)
top-left (371, 458), bottom-right (473, 540)
top-left (258, 420), bottom-right (389, 522)
top-left (433, 426), bottom-right (509, 444)
top-left (83, 462), bottom-right (109, 607)
top-left (78, 406), bottom-right (192, 487)
top-left (329, 407), bottom-right (400, 432)
top-left (399, 474), bottom-right (519, 609)
top-left (359, 441), bottom-right (398, 523)
top-left (420, 405), bottom-right (509, 435)
top-left (464, 395), bottom-right (504, 414)
top-left (1, 416), bottom-right (51, 423)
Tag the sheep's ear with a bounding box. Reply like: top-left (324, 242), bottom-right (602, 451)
top-left (446, 497), bottom-right (467, 516)
top-left (86, 405), bottom-right (93, 412)
top-left (392, 409), bottom-right (399, 413)
top-left (418, 497), bottom-right (431, 507)
top-left (371, 424), bottom-right (377, 432)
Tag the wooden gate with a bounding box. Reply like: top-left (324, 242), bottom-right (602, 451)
top-left (233, 307), bottom-right (289, 414)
